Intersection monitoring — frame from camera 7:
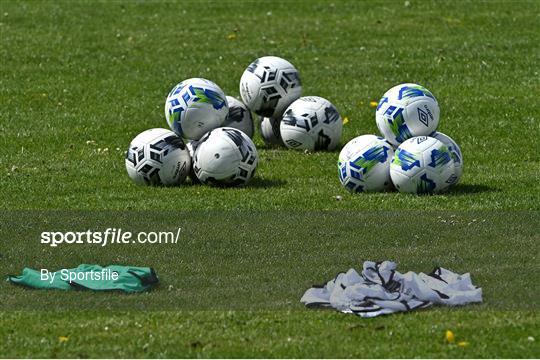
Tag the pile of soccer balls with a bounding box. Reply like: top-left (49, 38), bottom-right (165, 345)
top-left (124, 55), bottom-right (461, 194)
top-left (338, 83), bottom-right (463, 194)
top-left (125, 56), bottom-right (343, 187)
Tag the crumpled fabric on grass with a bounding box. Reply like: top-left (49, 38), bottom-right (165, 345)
top-left (301, 261), bottom-right (482, 317)
top-left (8, 264), bottom-right (159, 293)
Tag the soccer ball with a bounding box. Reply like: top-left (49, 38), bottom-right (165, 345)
top-left (338, 135), bottom-right (394, 192)
top-left (223, 96), bottom-right (254, 138)
top-left (125, 128), bottom-right (191, 186)
top-left (431, 131), bottom-right (463, 186)
top-left (376, 83), bottom-right (440, 146)
top-left (280, 96), bottom-right (342, 151)
top-left (259, 116), bottom-right (284, 146)
top-left (186, 140), bottom-right (200, 183)
top-left (193, 127), bottom-right (258, 186)
top-left (165, 78), bottom-right (228, 140)
top-left (390, 136), bottom-right (455, 194)
top-left (239, 56), bottom-right (302, 118)
top-left (186, 140), bottom-right (198, 159)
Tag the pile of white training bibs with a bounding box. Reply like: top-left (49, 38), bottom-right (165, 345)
top-left (301, 261), bottom-right (482, 318)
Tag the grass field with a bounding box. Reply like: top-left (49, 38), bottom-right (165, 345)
top-left (1, 0), bottom-right (539, 358)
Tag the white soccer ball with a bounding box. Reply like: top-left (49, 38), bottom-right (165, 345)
top-left (125, 128), bottom-right (191, 186)
top-left (186, 140), bottom-right (198, 159)
top-left (223, 96), bottom-right (254, 138)
top-left (239, 56), bottom-right (302, 118)
top-left (165, 78), bottom-right (228, 140)
top-left (193, 127), bottom-right (258, 186)
top-left (431, 131), bottom-right (463, 186)
top-left (280, 96), bottom-right (342, 151)
top-left (338, 135), bottom-right (394, 192)
top-left (376, 83), bottom-right (440, 146)
top-left (259, 116), bottom-right (284, 146)
top-left (186, 140), bottom-right (200, 183)
top-left (390, 136), bottom-right (455, 194)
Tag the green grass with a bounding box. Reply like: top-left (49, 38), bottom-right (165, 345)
top-left (1, 0), bottom-right (539, 210)
top-left (2, 310), bottom-right (538, 358)
top-left (1, 0), bottom-right (539, 358)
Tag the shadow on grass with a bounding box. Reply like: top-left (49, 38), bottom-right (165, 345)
top-left (257, 143), bottom-right (341, 154)
top-left (185, 177), bottom-right (287, 189)
top-left (449, 183), bottom-right (500, 195)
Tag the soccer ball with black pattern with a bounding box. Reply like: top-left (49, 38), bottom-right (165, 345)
top-left (239, 56), bottom-right (302, 118)
top-left (193, 127), bottom-right (258, 186)
top-left (165, 78), bottom-right (228, 141)
top-left (431, 132), bottom-right (463, 187)
top-left (390, 136), bottom-right (455, 194)
top-left (186, 140), bottom-right (200, 183)
top-left (376, 83), bottom-right (440, 147)
top-left (223, 96), bottom-right (254, 138)
top-left (125, 128), bottom-right (191, 186)
top-left (280, 96), bottom-right (342, 151)
top-left (338, 135), bottom-right (394, 192)
top-left (259, 116), bottom-right (284, 146)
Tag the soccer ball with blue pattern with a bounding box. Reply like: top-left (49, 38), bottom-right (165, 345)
top-left (165, 78), bottom-right (228, 141)
top-left (338, 135), bottom-right (394, 192)
top-left (390, 136), bottom-right (455, 194)
top-left (376, 83), bottom-right (440, 147)
top-left (431, 132), bottom-right (463, 186)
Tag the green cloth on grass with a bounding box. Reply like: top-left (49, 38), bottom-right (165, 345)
top-left (8, 264), bottom-right (158, 293)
